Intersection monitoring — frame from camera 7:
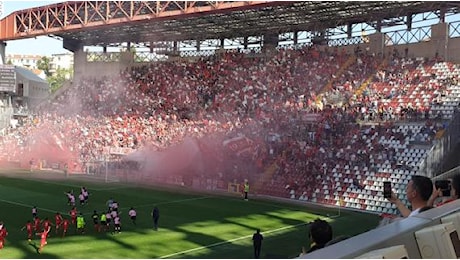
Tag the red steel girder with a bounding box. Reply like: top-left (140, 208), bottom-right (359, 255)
top-left (0, 1), bottom-right (275, 41)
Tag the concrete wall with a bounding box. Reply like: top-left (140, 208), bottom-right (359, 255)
top-left (301, 199), bottom-right (460, 259)
top-left (73, 50), bottom-right (134, 81)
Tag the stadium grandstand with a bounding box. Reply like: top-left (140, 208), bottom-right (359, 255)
top-left (0, 1), bottom-right (460, 258)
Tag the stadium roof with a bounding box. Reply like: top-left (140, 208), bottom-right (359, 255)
top-left (1, 1), bottom-right (459, 47)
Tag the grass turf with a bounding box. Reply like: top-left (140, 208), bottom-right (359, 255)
top-left (0, 171), bottom-right (380, 258)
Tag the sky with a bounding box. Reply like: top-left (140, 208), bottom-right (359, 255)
top-left (1, 0), bottom-right (69, 56)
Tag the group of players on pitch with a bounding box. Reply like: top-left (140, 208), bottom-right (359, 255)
top-left (0, 187), bottom-right (138, 254)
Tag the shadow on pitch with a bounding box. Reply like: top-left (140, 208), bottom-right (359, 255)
top-left (27, 240), bottom-right (41, 254)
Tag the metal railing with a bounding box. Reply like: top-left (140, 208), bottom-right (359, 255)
top-left (419, 109), bottom-right (460, 178)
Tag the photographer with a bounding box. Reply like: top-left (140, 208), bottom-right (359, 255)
top-left (387, 175), bottom-right (433, 217)
top-left (428, 174), bottom-right (460, 207)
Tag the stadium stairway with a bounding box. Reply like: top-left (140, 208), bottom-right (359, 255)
top-left (253, 159), bottom-right (280, 195)
top-left (34, 80), bottom-right (73, 111)
top-left (317, 55), bottom-right (356, 101)
top-left (354, 57), bottom-right (388, 97)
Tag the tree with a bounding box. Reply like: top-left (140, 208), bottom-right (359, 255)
top-left (37, 56), bottom-right (52, 77)
top-left (48, 68), bottom-right (73, 93)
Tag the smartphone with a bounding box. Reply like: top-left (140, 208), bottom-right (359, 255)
top-left (383, 181), bottom-right (392, 199)
top-left (435, 180), bottom-right (451, 197)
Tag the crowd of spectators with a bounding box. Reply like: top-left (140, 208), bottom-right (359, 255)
top-left (0, 45), bottom-right (457, 213)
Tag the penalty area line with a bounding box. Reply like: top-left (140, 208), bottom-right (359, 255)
top-left (159, 221), bottom-right (309, 259)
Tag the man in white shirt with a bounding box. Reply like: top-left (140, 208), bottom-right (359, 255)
top-left (388, 175), bottom-right (433, 217)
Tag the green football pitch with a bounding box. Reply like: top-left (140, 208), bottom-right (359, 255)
top-left (0, 170), bottom-right (380, 259)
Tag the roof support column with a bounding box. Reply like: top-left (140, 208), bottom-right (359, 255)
top-left (173, 41), bottom-right (178, 53)
top-left (431, 22), bottom-right (448, 61)
top-left (293, 31), bottom-right (298, 45)
top-left (196, 40), bottom-right (200, 51)
top-left (73, 46), bottom-right (86, 82)
top-left (376, 20), bottom-right (382, 33)
top-left (407, 13), bottom-right (413, 31)
top-left (0, 41), bottom-right (6, 65)
top-left (263, 33), bottom-right (278, 53)
top-left (368, 32), bottom-right (384, 58)
top-left (347, 23), bottom-right (352, 38)
top-left (220, 38), bottom-right (225, 48)
top-left (439, 8), bottom-right (446, 23)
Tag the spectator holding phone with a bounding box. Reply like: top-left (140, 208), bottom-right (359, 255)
top-left (428, 174), bottom-right (460, 207)
top-left (387, 175), bottom-right (433, 217)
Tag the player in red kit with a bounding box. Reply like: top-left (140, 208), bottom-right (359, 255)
top-left (54, 212), bottom-right (63, 234)
top-left (37, 226), bottom-right (50, 254)
top-left (21, 220), bottom-right (33, 241)
top-left (69, 207), bottom-right (77, 225)
top-left (0, 222), bottom-right (8, 249)
top-left (33, 217), bottom-right (41, 232)
top-left (62, 218), bottom-right (70, 238)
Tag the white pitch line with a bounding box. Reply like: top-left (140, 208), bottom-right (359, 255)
top-left (134, 196), bottom-right (212, 208)
top-left (0, 198), bottom-right (59, 214)
top-left (11, 177), bottom-right (129, 192)
top-left (159, 221), bottom-right (309, 259)
top-left (0, 195), bottom-right (211, 219)
top-left (81, 196), bottom-right (212, 216)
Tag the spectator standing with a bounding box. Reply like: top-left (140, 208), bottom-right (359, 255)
top-left (387, 175), bottom-right (433, 217)
top-left (29, 158), bottom-right (34, 172)
top-left (152, 206), bottom-right (160, 231)
top-left (244, 180), bottom-right (250, 201)
top-left (63, 163), bottom-right (68, 178)
top-left (429, 174), bottom-right (460, 207)
top-left (252, 228), bottom-right (263, 258)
